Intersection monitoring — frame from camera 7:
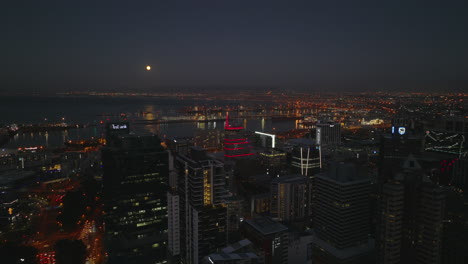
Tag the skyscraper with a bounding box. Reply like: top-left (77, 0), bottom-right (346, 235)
top-left (378, 118), bottom-right (424, 185)
top-left (224, 113), bottom-right (253, 159)
top-left (270, 174), bottom-right (311, 225)
top-left (376, 156), bottom-right (445, 264)
top-left (172, 147), bottom-right (228, 264)
top-left (286, 138), bottom-right (321, 177)
top-left (312, 162), bottom-right (374, 264)
top-left (168, 151), bottom-right (181, 263)
top-left (102, 123), bottom-right (169, 263)
top-left (442, 188), bottom-right (468, 264)
top-left (240, 217), bottom-right (289, 264)
top-left (316, 121), bottom-right (341, 147)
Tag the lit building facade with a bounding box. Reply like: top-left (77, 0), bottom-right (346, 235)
top-left (316, 121), bottom-right (341, 147)
top-left (173, 147), bottom-right (228, 264)
top-left (224, 113), bottom-right (253, 159)
top-left (286, 139), bottom-right (321, 178)
top-left (270, 174), bottom-right (311, 224)
top-left (102, 124), bottom-right (169, 263)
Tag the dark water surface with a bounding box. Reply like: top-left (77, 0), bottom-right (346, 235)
top-left (1, 96), bottom-right (296, 148)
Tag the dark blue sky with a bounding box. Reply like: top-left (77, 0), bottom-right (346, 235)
top-left (2, 0), bottom-right (468, 93)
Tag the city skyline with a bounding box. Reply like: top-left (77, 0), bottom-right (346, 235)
top-left (1, 1), bottom-right (468, 264)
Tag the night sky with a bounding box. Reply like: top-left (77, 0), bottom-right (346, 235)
top-left (2, 0), bottom-right (468, 93)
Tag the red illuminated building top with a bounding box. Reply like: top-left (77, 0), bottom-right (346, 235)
top-left (225, 113), bottom-right (244, 130)
top-left (223, 113), bottom-right (254, 158)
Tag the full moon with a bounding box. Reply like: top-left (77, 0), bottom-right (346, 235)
top-left (146, 65), bottom-right (151, 71)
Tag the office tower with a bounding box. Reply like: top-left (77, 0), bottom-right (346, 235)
top-left (376, 181), bottom-right (404, 264)
top-left (312, 162), bottom-right (374, 264)
top-left (174, 147), bottom-right (228, 264)
top-left (286, 139), bottom-right (321, 177)
top-left (378, 118), bottom-right (424, 184)
top-left (376, 156), bottom-right (445, 264)
top-left (225, 196), bottom-right (244, 243)
top-left (442, 188), bottom-right (468, 264)
top-left (167, 191), bottom-right (180, 262)
top-left (102, 123), bottom-right (169, 263)
top-left (270, 174), bottom-right (310, 225)
top-left (224, 113), bottom-right (253, 159)
top-left (422, 117), bottom-right (468, 263)
top-left (316, 121), bottom-right (341, 146)
top-left (258, 149), bottom-right (287, 175)
top-left (168, 151), bottom-right (181, 264)
top-left (240, 217), bottom-right (289, 264)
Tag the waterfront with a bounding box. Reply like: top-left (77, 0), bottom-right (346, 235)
top-left (0, 95), bottom-right (299, 148)
top-left (4, 118), bottom-right (297, 149)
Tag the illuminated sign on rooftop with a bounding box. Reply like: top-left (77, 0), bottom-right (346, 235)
top-left (398, 127), bottom-right (406, 135)
top-left (110, 124), bottom-right (128, 130)
top-left (391, 126), bottom-right (406, 135)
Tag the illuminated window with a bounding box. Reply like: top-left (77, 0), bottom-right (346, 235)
top-left (203, 170), bottom-right (212, 206)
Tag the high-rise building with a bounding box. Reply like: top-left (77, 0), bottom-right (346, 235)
top-left (224, 113), bottom-right (253, 159)
top-left (225, 196), bottom-right (244, 243)
top-left (240, 217), bottom-right (289, 264)
top-left (376, 156), bottom-right (445, 264)
top-left (258, 149), bottom-right (288, 176)
top-left (286, 139), bottom-right (321, 177)
top-left (378, 118), bottom-right (424, 185)
top-left (376, 180), bottom-right (404, 264)
top-left (441, 188), bottom-right (468, 264)
top-left (172, 147), bottom-right (228, 264)
top-left (316, 121), bottom-right (341, 147)
top-left (168, 151), bottom-right (181, 263)
top-left (167, 191), bottom-right (180, 260)
top-left (270, 174), bottom-right (311, 225)
top-left (102, 123), bottom-right (169, 263)
top-left (312, 162), bottom-right (374, 264)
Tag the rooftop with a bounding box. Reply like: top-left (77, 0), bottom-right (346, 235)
top-left (317, 161), bottom-right (370, 184)
top-left (271, 174), bottom-right (308, 184)
top-left (207, 252), bottom-right (258, 262)
top-left (222, 239), bottom-right (252, 254)
top-left (286, 138), bottom-right (316, 147)
top-left (244, 216), bottom-right (288, 235)
top-left (312, 234), bottom-right (374, 260)
top-left (0, 170), bottom-right (36, 185)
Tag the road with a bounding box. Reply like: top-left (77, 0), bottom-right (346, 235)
top-left (26, 178), bottom-right (106, 264)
